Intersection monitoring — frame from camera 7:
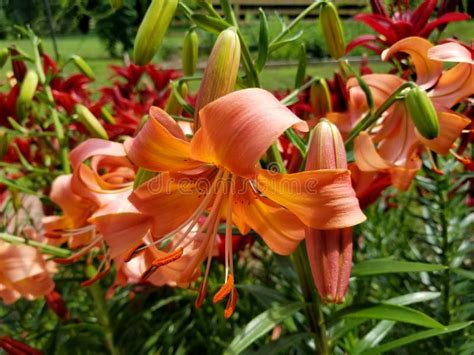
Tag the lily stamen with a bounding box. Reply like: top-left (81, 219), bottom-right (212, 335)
top-left (213, 274), bottom-right (234, 304)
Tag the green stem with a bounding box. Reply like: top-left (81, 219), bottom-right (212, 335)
top-left (344, 81), bottom-right (416, 150)
top-left (292, 246), bottom-right (330, 355)
top-left (86, 266), bottom-right (120, 355)
top-left (30, 31), bottom-right (70, 173)
top-left (269, 0), bottom-right (322, 51)
top-left (0, 233), bottom-right (71, 258)
top-left (439, 187), bottom-right (451, 325)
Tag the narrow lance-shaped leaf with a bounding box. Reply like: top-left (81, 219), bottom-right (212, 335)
top-left (294, 43), bottom-right (307, 89)
top-left (352, 258), bottom-right (446, 276)
top-left (255, 8), bottom-right (269, 72)
top-left (225, 303), bottom-right (304, 354)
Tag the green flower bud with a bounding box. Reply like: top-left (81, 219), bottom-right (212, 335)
top-left (320, 1), bottom-right (345, 60)
top-left (405, 86), bottom-right (439, 140)
top-left (0, 48), bottom-right (9, 70)
top-left (71, 55), bottom-right (95, 80)
top-left (16, 70), bottom-right (39, 118)
top-left (310, 78), bottom-right (332, 119)
top-left (182, 28), bottom-right (199, 77)
top-left (165, 83), bottom-right (188, 116)
top-left (133, 0), bottom-right (178, 66)
top-left (109, 0), bottom-right (123, 10)
top-left (194, 27), bottom-right (241, 130)
top-left (0, 130), bottom-right (10, 160)
top-left (75, 104), bottom-right (109, 140)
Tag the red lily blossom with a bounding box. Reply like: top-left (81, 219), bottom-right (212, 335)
top-left (347, 0), bottom-right (470, 54)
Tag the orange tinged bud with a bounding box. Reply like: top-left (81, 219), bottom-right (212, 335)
top-left (319, 1), bottom-right (345, 60)
top-left (194, 27), bottom-right (241, 130)
top-left (305, 120), bottom-right (355, 304)
top-left (310, 78), bottom-right (333, 119)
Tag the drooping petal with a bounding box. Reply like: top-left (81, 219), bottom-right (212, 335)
top-left (428, 42), bottom-right (474, 64)
top-left (354, 132), bottom-right (392, 171)
top-left (125, 107), bottom-right (203, 172)
top-left (191, 89), bottom-right (308, 178)
top-left (345, 35), bottom-right (382, 54)
top-left (149, 106), bottom-right (186, 139)
top-left (256, 169), bottom-right (366, 230)
top-left (70, 139), bottom-right (126, 171)
top-left (382, 37), bottom-right (443, 89)
top-left (354, 14), bottom-right (398, 44)
top-left (418, 111), bottom-right (470, 155)
top-left (429, 63), bottom-right (474, 110)
top-left (419, 13), bottom-right (471, 38)
top-left (232, 177), bottom-right (305, 255)
top-left (129, 169), bottom-right (217, 237)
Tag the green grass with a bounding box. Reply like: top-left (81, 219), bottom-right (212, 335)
top-left (0, 20), bottom-right (472, 90)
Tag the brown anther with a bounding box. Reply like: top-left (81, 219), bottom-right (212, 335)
top-left (80, 267), bottom-right (111, 287)
top-left (224, 289), bottom-right (238, 319)
top-left (140, 265), bottom-right (158, 282)
top-left (213, 274), bottom-right (234, 304)
top-left (195, 279), bottom-right (208, 309)
top-left (124, 243), bottom-right (146, 262)
top-left (151, 248), bottom-right (183, 267)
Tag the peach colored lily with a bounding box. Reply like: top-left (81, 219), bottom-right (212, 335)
top-left (339, 37), bottom-right (471, 190)
top-left (125, 88), bottom-right (366, 317)
top-left (0, 241), bottom-right (55, 304)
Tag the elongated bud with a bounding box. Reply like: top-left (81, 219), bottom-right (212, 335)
top-left (165, 83), bottom-right (188, 116)
top-left (71, 55), bottom-right (95, 80)
top-left (182, 28), bottom-right (199, 76)
top-left (0, 130), bottom-right (9, 160)
top-left (194, 27), bottom-right (241, 130)
top-left (45, 290), bottom-right (70, 320)
top-left (0, 48), bottom-right (9, 69)
top-left (405, 86), bottom-right (439, 140)
top-left (16, 70), bottom-right (39, 118)
top-left (310, 78), bottom-right (332, 119)
top-left (9, 47), bottom-right (27, 82)
top-left (75, 104), bottom-right (109, 140)
top-left (133, 0), bottom-right (178, 65)
top-left (305, 120), bottom-right (354, 304)
top-left (319, 1), bottom-right (345, 60)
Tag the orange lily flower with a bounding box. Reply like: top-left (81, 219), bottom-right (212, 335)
top-left (0, 241), bottom-right (55, 304)
top-left (340, 37), bottom-right (471, 190)
top-left (125, 88), bottom-right (366, 317)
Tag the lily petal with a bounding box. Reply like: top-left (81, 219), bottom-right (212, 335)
top-left (428, 42), bottom-right (474, 64)
top-left (429, 63), bottom-right (474, 110)
top-left (191, 89), bottom-right (308, 178)
top-left (382, 37), bottom-right (443, 89)
top-left (354, 132), bottom-right (392, 171)
top-left (129, 170), bottom-right (217, 237)
top-left (70, 139), bottom-right (126, 171)
top-left (232, 177), bottom-right (304, 255)
top-left (418, 111), bottom-right (470, 155)
top-left (256, 169), bottom-right (366, 230)
top-left (125, 107), bottom-right (203, 172)
top-left (149, 106), bottom-right (186, 140)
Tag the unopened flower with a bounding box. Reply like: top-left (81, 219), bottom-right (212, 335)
top-left (133, 0), bottom-right (178, 65)
top-left (305, 120), bottom-right (365, 303)
top-left (319, 1), bottom-right (345, 60)
top-left (194, 27), bottom-right (240, 129)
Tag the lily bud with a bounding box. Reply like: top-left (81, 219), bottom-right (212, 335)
top-left (16, 70), bottom-right (39, 118)
top-left (319, 1), bottom-right (345, 60)
top-left (305, 120), bottom-right (354, 304)
top-left (194, 27), bottom-right (241, 130)
top-left (0, 48), bottom-right (9, 69)
top-left (133, 0), bottom-right (178, 65)
top-left (109, 0), bottom-right (123, 10)
top-left (310, 78), bottom-right (332, 119)
top-left (165, 82), bottom-right (188, 116)
top-left (75, 104), bottom-right (109, 140)
top-left (71, 55), bottom-right (95, 80)
top-left (182, 28), bottom-right (199, 76)
top-left (0, 130), bottom-right (9, 160)
top-left (405, 86), bottom-right (439, 140)
top-left (45, 290), bottom-right (70, 320)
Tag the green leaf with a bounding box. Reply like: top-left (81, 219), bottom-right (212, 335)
top-left (453, 268), bottom-right (474, 280)
top-left (225, 302), bottom-right (304, 354)
top-left (361, 322), bottom-right (473, 354)
top-left (191, 14), bottom-right (229, 34)
top-left (294, 43), bottom-right (306, 89)
top-left (255, 8), bottom-right (268, 72)
top-left (268, 31), bottom-right (303, 52)
top-left (246, 333), bottom-right (310, 355)
top-left (339, 304), bottom-right (444, 329)
top-left (352, 258), bottom-right (446, 276)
